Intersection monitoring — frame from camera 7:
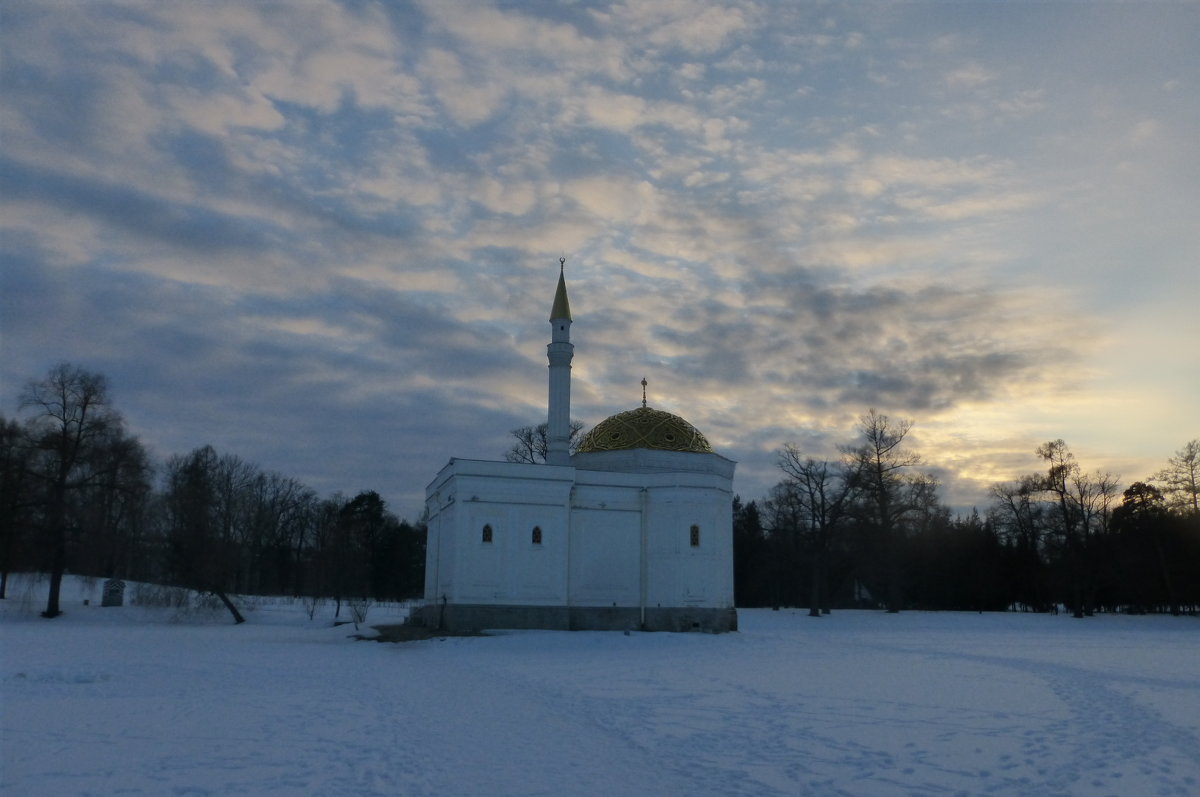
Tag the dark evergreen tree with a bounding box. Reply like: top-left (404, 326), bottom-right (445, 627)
top-left (732, 497), bottom-right (769, 607)
top-left (0, 415), bottom-right (35, 599)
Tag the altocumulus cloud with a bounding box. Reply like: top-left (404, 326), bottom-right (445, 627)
top-left (2, 0), bottom-right (1197, 515)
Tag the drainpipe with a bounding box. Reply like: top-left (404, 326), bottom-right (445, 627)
top-left (566, 486), bottom-right (574, 629)
top-left (639, 487), bottom-right (648, 630)
top-left (427, 496), bottom-right (441, 613)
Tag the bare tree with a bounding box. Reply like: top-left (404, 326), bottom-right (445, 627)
top-left (162, 445), bottom-right (251, 623)
top-left (761, 479), bottom-right (807, 609)
top-left (239, 470), bottom-right (314, 595)
top-left (19, 364), bottom-right (124, 618)
top-left (1154, 439), bottom-right (1200, 516)
top-left (300, 495), bottom-right (343, 615)
top-left (1035, 439), bottom-right (1119, 617)
top-left (842, 409), bottom-right (924, 613)
top-left (504, 420), bottom-right (585, 464)
top-left (990, 476), bottom-right (1044, 550)
top-left (989, 475), bottom-right (1049, 610)
top-left (75, 427), bottom-right (154, 585)
top-left (776, 445), bottom-right (858, 616)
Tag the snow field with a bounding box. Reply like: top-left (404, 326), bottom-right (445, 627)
top-left (2, 575), bottom-right (1198, 796)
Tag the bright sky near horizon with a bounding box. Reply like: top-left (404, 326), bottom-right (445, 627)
top-left (2, 1), bottom-right (1197, 518)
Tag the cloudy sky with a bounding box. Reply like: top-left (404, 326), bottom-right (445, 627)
top-left (3, 0), bottom-right (1197, 519)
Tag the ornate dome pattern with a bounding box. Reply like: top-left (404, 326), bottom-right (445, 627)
top-left (576, 406), bottom-right (714, 454)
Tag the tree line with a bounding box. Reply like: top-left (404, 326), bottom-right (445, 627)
top-left (733, 410), bottom-right (1200, 616)
top-left (7, 363), bottom-right (1196, 623)
top-left (1, 363), bottom-right (425, 622)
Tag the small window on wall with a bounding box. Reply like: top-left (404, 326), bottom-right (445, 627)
top-left (690, 524), bottom-right (701, 547)
top-left (532, 526), bottom-right (543, 545)
top-left (482, 524), bottom-right (493, 543)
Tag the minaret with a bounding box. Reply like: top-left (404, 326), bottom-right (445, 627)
top-left (546, 257), bottom-right (573, 466)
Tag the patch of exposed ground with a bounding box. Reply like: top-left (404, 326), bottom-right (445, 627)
top-left (358, 624), bottom-right (489, 643)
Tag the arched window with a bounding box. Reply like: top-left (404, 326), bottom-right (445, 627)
top-left (482, 524), bottom-right (493, 543)
top-left (690, 524), bottom-right (701, 547)
top-left (532, 526), bottom-right (543, 545)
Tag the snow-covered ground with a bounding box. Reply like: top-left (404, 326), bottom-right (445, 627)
top-left (2, 575), bottom-right (1198, 797)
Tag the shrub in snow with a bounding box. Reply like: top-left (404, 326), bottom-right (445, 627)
top-left (348, 598), bottom-right (371, 628)
top-left (132, 583), bottom-right (191, 608)
top-left (302, 595), bottom-right (324, 621)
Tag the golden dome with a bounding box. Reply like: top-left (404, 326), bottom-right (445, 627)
top-left (576, 406), bottom-right (714, 454)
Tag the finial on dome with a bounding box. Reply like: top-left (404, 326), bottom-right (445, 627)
top-left (641, 377), bottom-right (648, 408)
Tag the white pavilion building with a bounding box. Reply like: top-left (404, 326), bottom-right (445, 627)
top-left (412, 260), bottom-right (737, 632)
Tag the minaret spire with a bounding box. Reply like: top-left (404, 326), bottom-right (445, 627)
top-left (546, 257), bottom-right (574, 466)
top-left (550, 256), bottom-right (571, 322)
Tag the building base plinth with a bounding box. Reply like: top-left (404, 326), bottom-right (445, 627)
top-left (409, 603), bottom-right (737, 633)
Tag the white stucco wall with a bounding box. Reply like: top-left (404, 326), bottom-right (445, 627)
top-left (423, 450), bottom-right (735, 612)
